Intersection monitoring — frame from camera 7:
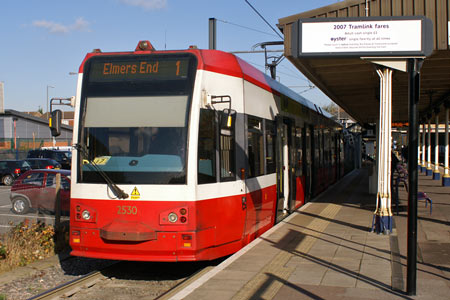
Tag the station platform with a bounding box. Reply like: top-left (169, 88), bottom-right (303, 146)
top-left (165, 164), bottom-right (450, 300)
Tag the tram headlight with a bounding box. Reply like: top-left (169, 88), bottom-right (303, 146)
top-left (74, 204), bottom-right (96, 223)
top-left (81, 210), bottom-right (91, 220)
top-left (168, 212), bottom-right (178, 223)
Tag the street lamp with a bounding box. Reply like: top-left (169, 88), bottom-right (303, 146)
top-left (13, 117), bottom-right (18, 159)
top-left (47, 85), bottom-right (54, 119)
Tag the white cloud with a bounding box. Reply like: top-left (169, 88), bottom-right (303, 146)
top-left (32, 17), bottom-right (91, 34)
top-left (120, 0), bottom-right (167, 10)
top-left (71, 17), bottom-right (91, 32)
top-left (32, 20), bottom-right (69, 34)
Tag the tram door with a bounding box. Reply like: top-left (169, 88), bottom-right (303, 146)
top-left (305, 126), bottom-right (313, 201)
top-left (290, 126), bottom-right (304, 211)
top-left (275, 117), bottom-right (294, 222)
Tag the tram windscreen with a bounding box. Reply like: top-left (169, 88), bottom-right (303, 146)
top-left (78, 54), bottom-right (197, 184)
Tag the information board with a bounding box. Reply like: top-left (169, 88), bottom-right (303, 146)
top-left (292, 16), bottom-right (433, 58)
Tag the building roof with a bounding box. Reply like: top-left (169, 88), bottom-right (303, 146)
top-left (1, 109), bottom-right (72, 131)
top-left (278, 0), bottom-right (450, 125)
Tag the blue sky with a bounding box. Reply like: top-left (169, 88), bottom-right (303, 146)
top-left (0, 0), bottom-right (340, 112)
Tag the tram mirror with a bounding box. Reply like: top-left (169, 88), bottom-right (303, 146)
top-left (49, 109), bottom-right (62, 137)
top-left (220, 109), bottom-right (236, 135)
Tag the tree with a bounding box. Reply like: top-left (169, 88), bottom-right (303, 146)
top-left (322, 103), bottom-right (339, 116)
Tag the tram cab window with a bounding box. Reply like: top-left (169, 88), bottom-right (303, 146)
top-left (197, 109), bottom-right (236, 184)
top-left (219, 111), bottom-right (236, 181)
top-left (248, 116), bottom-right (264, 178)
top-left (198, 109), bottom-right (217, 184)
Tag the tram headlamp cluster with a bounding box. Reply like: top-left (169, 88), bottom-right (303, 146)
top-left (81, 210), bottom-right (91, 220)
top-left (75, 205), bottom-right (96, 223)
top-left (160, 207), bottom-right (188, 225)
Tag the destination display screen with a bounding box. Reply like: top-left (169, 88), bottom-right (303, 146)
top-left (88, 56), bottom-right (191, 82)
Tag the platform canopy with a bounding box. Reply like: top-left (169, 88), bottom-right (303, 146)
top-left (278, 0), bottom-right (450, 125)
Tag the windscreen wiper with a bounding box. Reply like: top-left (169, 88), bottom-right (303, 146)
top-left (74, 144), bottom-right (129, 199)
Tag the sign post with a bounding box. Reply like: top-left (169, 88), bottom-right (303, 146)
top-left (406, 58), bottom-right (422, 296)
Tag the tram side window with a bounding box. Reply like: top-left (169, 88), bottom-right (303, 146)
top-left (331, 134), bottom-right (336, 166)
top-left (219, 111), bottom-right (236, 181)
top-left (319, 129), bottom-right (324, 169)
top-left (314, 129), bottom-right (320, 165)
top-left (295, 127), bottom-right (303, 176)
top-left (265, 121), bottom-right (276, 174)
top-left (306, 127), bottom-right (311, 165)
top-left (248, 116), bottom-right (264, 178)
top-left (324, 130), bottom-right (330, 167)
top-left (198, 109), bottom-right (217, 184)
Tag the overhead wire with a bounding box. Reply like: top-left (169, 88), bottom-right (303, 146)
top-left (243, 0), bottom-right (284, 40)
top-left (223, 1), bottom-right (317, 94)
top-left (216, 19), bottom-right (279, 38)
top-left (240, 58), bottom-right (313, 90)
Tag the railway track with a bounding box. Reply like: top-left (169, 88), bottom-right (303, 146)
top-left (28, 263), bottom-right (117, 300)
top-left (26, 260), bottom-right (217, 300)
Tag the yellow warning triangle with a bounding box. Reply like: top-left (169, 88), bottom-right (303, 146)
top-left (131, 187), bottom-right (140, 196)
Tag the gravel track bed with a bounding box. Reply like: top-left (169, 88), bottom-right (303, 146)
top-left (0, 256), bottom-right (219, 300)
top-left (69, 261), bottom-right (212, 300)
top-left (0, 257), bottom-right (117, 300)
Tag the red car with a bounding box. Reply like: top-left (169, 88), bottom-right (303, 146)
top-left (10, 169), bottom-right (71, 215)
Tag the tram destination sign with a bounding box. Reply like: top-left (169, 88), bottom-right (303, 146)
top-left (88, 57), bottom-right (190, 82)
top-left (291, 16), bottom-right (433, 58)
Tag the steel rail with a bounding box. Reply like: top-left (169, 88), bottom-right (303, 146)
top-left (27, 259), bottom-right (216, 300)
top-left (27, 267), bottom-right (113, 300)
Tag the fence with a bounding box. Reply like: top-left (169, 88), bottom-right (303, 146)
top-left (0, 138), bottom-right (72, 160)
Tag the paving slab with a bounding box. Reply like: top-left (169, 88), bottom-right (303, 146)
top-left (168, 167), bottom-right (450, 300)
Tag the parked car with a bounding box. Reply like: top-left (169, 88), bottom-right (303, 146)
top-left (27, 149), bottom-right (71, 170)
top-left (10, 169), bottom-right (71, 215)
top-left (24, 158), bottom-right (62, 170)
top-left (0, 160), bottom-right (32, 186)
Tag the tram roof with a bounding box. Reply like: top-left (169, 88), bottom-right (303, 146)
top-left (79, 48), bottom-right (334, 121)
top-left (233, 55), bottom-right (333, 120)
top-left (278, 0), bottom-right (450, 125)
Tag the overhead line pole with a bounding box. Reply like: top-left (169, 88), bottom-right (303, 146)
top-left (209, 18), bottom-right (217, 50)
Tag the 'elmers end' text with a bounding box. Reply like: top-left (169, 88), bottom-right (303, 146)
top-left (103, 61), bottom-right (159, 75)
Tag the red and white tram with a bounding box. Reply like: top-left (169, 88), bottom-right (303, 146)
top-left (67, 41), bottom-right (350, 262)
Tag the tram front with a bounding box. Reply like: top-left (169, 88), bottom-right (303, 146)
top-left (68, 46), bottom-right (204, 261)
